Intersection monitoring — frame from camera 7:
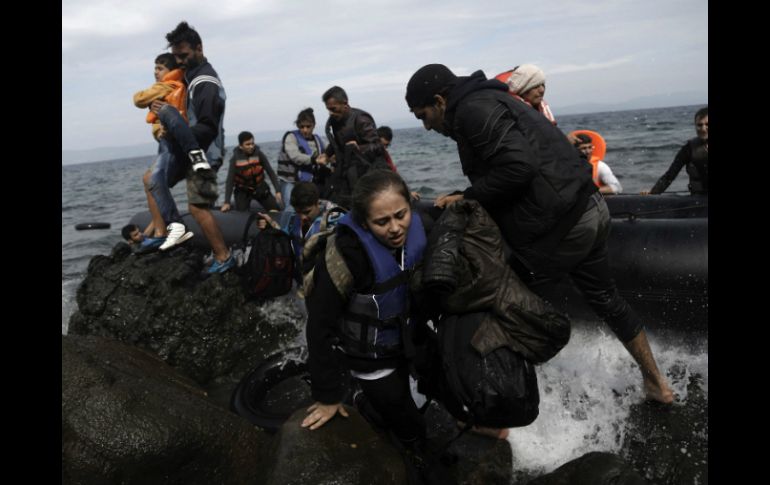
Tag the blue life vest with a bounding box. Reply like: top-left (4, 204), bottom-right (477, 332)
top-left (335, 212), bottom-right (426, 359)
top-left (277, 131), bottom-right (325, 182)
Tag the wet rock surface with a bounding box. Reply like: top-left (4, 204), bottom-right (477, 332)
top-left (62, 334), bottom-right (270, 485)
top-left (68, 244), bottom-right (302, 394)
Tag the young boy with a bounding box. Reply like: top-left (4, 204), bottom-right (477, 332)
top-left (221, 131), bottom-right (283, 212)
top-left (134, 54), bottom-right (196, 251)
top-left (574, 133), bottom-right (623, 195)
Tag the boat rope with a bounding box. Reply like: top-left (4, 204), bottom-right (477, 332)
top-left (613, 203), bottom-right (708, 221)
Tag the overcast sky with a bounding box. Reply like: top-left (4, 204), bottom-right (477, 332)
top-left (62, 0), bottom-right (708, 151)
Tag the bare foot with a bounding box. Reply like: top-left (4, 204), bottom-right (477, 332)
top-left (458, 421), bottom-right (509, 440)
top-left (644, 377), bottom-right (675, 404)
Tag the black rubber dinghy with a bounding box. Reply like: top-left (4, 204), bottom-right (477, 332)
top-left (230, 346), bottom-right (313, 432)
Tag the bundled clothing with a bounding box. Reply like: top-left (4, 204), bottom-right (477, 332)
top-left (650, 137), bottom-right (708, 195)
top-left (223, 146), bottom-right (281, 211)
top-left (416, 200), bottom-right (570, 363)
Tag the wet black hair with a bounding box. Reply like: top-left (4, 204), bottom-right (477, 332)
top-left (238, 131), bottom-right (254, 145)
top-left (351, 170), bottom-right (411, 224)
top-left (377, 126), bottom-right (393, 142)
top-left (574, 133), bottom-right (593, 146)
top-left (695, 106), bottom-right (708, 122)
top-left (121, 224), bottom-right (139, 241)
top-left (154, 53), bottom-right (178, 70)
top-left (290, 182), bottom-right (320, 209)
top-left (166, 21), bottom-right (202, 49)
top-left (322, 86), bottom-right (348, 104)
top-left (296, 108), bottom-right (316, 127)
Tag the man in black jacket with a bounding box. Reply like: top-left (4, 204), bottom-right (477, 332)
top-left (405, 64), bottom-right (673, 404)
top-left (321, 86), bottom-right (390, 208)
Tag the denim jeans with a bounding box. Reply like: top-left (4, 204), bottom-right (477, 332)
top-left (279, 180), bottom-right (295, 213)
top-left (147, 139), bottom-right (184, 224)
top-left (147, 106), bottom-right (205, 224)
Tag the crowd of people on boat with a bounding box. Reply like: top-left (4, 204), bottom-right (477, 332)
top-left (119, 20), bottom-right (707, 484)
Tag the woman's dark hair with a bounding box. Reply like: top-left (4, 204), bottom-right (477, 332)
top-left (155, 53), bottom-right (178, 70)
top-left (351, 169), bottom-right (411, 224)
top-left (296, 108), bottom-right (315, 127)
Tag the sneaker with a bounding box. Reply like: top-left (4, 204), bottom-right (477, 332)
top-left (159, 223), bottom-right (194, 251)
top-left (188, 149), bottom-right (211, 172)
top-left (207, 254), bottom-right (235, 274)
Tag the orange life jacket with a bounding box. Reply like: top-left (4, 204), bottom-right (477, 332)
top-left (588, 156), bottom-right (605, 188)
top-left (146, 69), bottom-right (187, 124)
top-left (234, 156), bottom-right (265, 189)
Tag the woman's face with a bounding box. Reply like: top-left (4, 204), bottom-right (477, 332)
top-left (522, 84), bottom-right (545, 108)
top-left (365, 188), bottom-right (412, 249)
top-left (298, 121), bottom-right (314, 140)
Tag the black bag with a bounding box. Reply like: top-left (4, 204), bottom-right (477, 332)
top-left (241, 214), bottom-right (295, 300)
top-left (417, 311), bottom-right (540, 429)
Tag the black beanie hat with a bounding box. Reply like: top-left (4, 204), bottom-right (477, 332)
top-left (405, 64), bottom-right (457, 109)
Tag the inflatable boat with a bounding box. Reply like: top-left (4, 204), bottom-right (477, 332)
top-left (128, 194), bottom-right (707, 328)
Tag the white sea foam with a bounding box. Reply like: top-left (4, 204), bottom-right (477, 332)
top-left (507, 321), bottom-right (707, 475)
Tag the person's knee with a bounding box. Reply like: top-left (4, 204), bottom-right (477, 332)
top-left (582, 287), bottom-right (643, 342)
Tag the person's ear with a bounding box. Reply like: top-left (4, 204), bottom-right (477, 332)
top-left (433, 94), bottom-right (447, 109)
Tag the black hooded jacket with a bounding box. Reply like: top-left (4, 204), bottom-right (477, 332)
top-left (444, 71), bottom-right (596, 269)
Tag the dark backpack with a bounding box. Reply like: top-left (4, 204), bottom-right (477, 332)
top-left (241, 214), bottom-right (295, 300)
top-left (416, 311), bottom-right (540, 429)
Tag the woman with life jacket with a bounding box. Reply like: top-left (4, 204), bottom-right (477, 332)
top-left (573, 133), bottom-right (623, 194)
top-left (277, 108), bottom-right (329, 211)
top-left (221, 131), bottom-right (282, 212)
top-left (301, 170), bottom-right (454, 483)
top-left (644, 106), bottom-right (708, 195)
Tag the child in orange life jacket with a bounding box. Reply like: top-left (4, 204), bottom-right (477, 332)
top-left (133, 54), bottom-right (195, 251)
top-left (133, 53), bottom-right (187, 141)
top-left (221, 131), bottom-right (283, 212)
top-left (574, 133), bottom-right (623, 195)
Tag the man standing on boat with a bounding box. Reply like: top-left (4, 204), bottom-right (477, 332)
top-left (405, 64), bottom-right (674, 404)
top-left (150, 21), bottom-right (234, 273)
top-left (320, 86), bottom-right (390, 208)
top-left (644, 106), bottom-right (708, 196)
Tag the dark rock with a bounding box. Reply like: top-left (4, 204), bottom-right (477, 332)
top-left (527, 451), bottom-right (649, 485)
top-left (621, 373), bottom-right (708, 485)
top-left (62, 334), bottom-right (270, 485)
top-left (68, 246), bottom-right (303, 390)
top-left (263, 408), bottom-right (407, 485)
